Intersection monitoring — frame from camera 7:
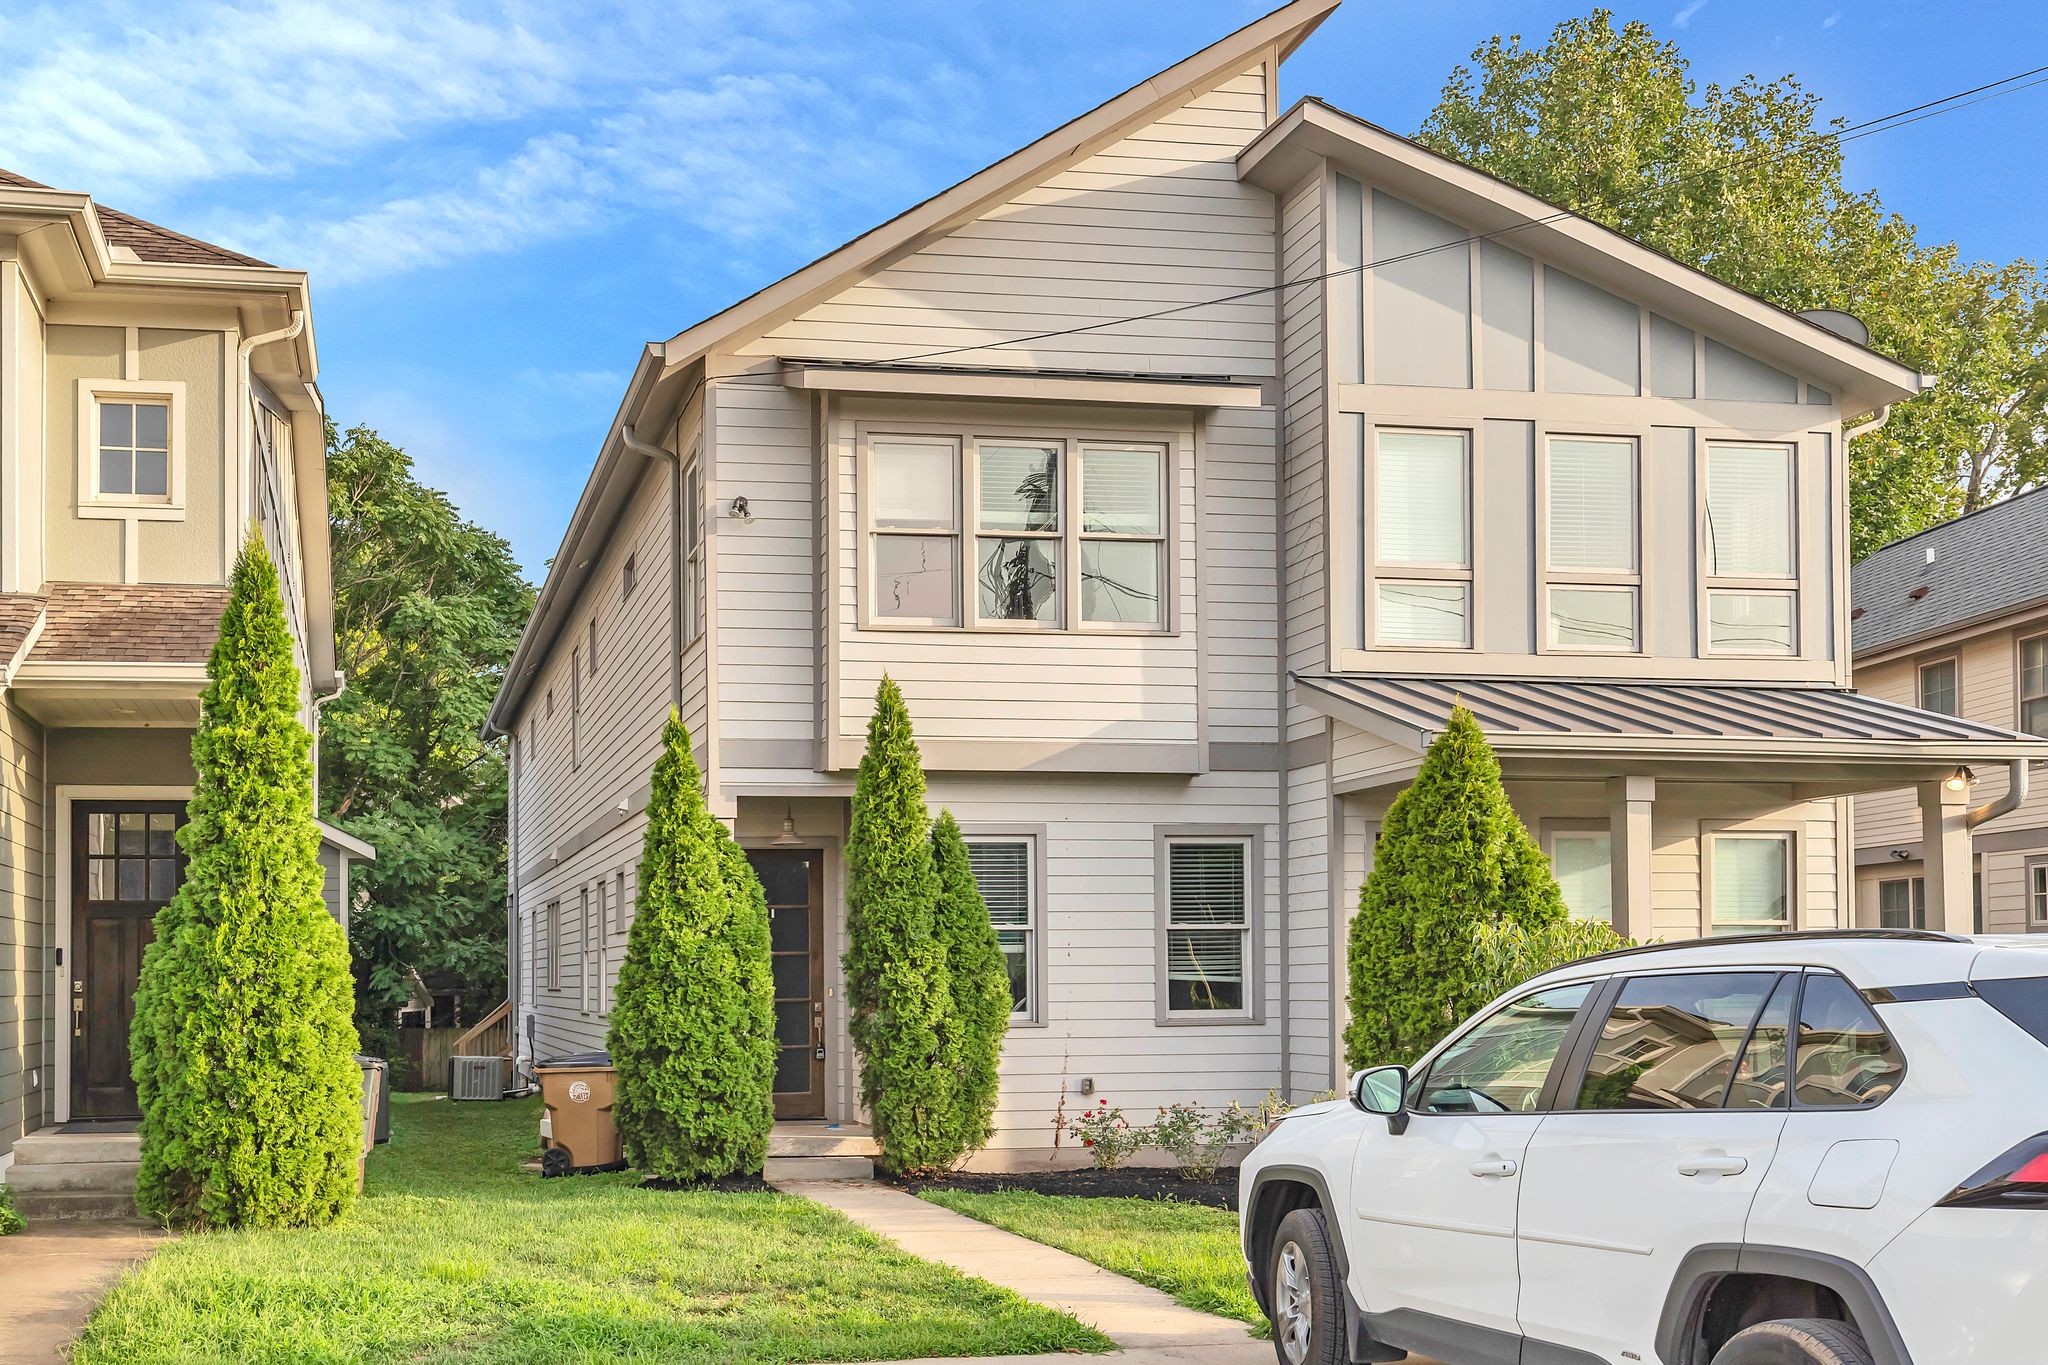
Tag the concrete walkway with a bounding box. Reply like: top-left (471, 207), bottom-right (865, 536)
top-left (0, 1221), bottom-right (166, 1361)
top-left (780, 1178), bottom-right (1269, 1362)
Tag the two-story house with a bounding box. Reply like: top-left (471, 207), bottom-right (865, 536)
top-left (486, 0), bottom-right (2045, 1159)
top-left (1850, 487), bottom-right (2048, 933)
top-left (0, 169), bottom-right (365, 1185)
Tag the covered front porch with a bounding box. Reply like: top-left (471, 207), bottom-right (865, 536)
top-left (1301, 673), bottom-right (2048, 937)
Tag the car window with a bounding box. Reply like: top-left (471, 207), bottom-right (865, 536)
top-left (1724, 973), bottom-right (1795, 1110)
top-left (1413, 983), bottom-right (1591, 1115)
top-left (1574, 972), bottom-right (1780, 1111)
top-left (1975, 977), bottom-right (2048, 1047)
top-left (1794, 973), bottom-right (1906, 1107)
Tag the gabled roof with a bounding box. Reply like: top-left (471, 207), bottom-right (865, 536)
top-left (1852, 485), bottom-right (2048, 657)
top-left (1237, 99), bottom-right (1926, 415)
top-left (0, 166), bottom-right (268, 267)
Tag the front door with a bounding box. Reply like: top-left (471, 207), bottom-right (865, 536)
top-left (72, 802), bottom-right (188, 1119)
top-left (748, 848), bottom-right (824, 1119)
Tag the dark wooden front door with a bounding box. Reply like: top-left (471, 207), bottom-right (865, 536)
top-left (748, 848), bottom-right (825, 1120)
top-left (72, 801), bottom-right (187, 1119)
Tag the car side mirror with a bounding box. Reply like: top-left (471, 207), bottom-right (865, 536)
top-left (1350, 1064), bottom-right (1410, 1135)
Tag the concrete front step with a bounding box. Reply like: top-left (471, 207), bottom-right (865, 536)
top-left (10, 1132), bottom-right (141, 1165)
top-left (766, 1127), bottom-right (880, 1159)
top-left (763, 1155), bottom-right (873, 1182)
top-left (6, 1160), bottom-right (140, 1194)
top-left (11, 1189), bottom-right (140, 1221)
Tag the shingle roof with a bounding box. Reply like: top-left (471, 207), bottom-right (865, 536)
top-left (1295, 673), bottom-right (2046, 755)
top-left (33, 582), bottom-right (229, 664)
top-left (0, 166), bottom-right (269, 268)
top-left (0, 593), bottom-right (46, 668)
top-left (1851, 486), bottom-right (2048, 656)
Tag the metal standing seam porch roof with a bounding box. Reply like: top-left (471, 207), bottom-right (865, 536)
top-left (1295, 673), bottom-right (2048, 761)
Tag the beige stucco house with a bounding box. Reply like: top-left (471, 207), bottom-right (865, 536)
top-left (1850, 487), bottom-right (2048, 933)
top-left (486, 0), bottom-right (2045, 1159)
top-left (0, 169), bottom-right (362, 1198)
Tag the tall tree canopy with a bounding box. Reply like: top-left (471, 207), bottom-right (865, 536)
top-left (318, 422), bottom-right (533, 1047)
top-left (1419, 10), bottom-right (2048, 556)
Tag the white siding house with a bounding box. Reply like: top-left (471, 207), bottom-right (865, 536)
top-left (487, 0), bottom-right (2045, 1161)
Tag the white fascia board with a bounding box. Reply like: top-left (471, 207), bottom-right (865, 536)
top-left (782, 363), bottom-right (1264, 409)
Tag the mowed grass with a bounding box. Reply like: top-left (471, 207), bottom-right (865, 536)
top-left (920, 1189), bottom-right (1264, 1332)
top-left (74, 1096), bottom-right (1111, 1364)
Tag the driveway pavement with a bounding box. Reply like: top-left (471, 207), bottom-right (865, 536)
top-left (0, 1220), bottom-right (165, 1362)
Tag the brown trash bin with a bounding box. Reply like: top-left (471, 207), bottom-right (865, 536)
top-left (535, 1051), bottom-right (625, 1176)
top-left (354, 1055), bottom-right (385, 1190)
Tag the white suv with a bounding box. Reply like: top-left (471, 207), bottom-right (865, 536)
top-left (1241, 931), bottom-right (2048, 1365)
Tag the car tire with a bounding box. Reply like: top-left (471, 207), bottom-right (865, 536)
top-left (1711, 1317), bottom-right (1875, 1365)
top-left (1266, 1207), bottom-right (1346, 1365)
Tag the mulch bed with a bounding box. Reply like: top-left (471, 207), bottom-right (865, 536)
top-left (643, 1172), bottom-right (774, 1193)
top-left (884, 1165), bottom-right (1241, 1211)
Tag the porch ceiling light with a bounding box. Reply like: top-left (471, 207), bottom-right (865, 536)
top-left (771, 805), bottom-right (802, 848)
top-left (1945, 765), bottom-right (1972, 793)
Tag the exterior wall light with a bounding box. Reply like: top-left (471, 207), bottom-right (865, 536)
top-left (1945, 766), bottom-right (1972, 793)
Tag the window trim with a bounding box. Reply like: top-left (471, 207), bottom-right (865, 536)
top-left (960, 825), bottom-right (1047, 1027)
top-left (1876, 875), bottom-right (1927, 931)
top-left (1702, 824), bottom-right (1800, 936)
top-left (614, 869), bottom-right (629, 938)
top-left (1536, 432), bottom-right (1644, 656)
top-left (579, 885), bottom-right (594, 1015)
top-left (1366, 425), bottom-right (1475, 650)
top-left (1915, 655), bottom-right (1959, 716)
top-left (1154, 826), bottom-right (1262, 1025)
top-left (77, 378), bottom-right (188, 519)
top-left (542, 899), bottom-right (560, 992)
top-left (1542, 818), bottom-right (1615, 925)
top-left (2019, 632), bottom-right (2048, 737)
top-left (1699, 439), bottom-right (1800, 657)
top-left (855, 420), bottom-right (1181, 638)
top-left (621, 552), bottom-right (637, 600)
top-left (2027, 857), bottom-right (2048, 931)
top-left (683, 457), bottom-right (706, 646)
top-left (569, 647), bottom-right (581, 772)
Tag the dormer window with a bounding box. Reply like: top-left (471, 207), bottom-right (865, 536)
top-left (77, 379), bottom-right (186, 517)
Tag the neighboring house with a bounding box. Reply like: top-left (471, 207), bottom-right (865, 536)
top-left (0, 169), bottom-right (362, 1172)
top-left (1849, 486), bottom-right (2048, 932)
top-left (486, 0), bottom-right (2043, 1157)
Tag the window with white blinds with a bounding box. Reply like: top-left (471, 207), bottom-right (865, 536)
top-left (966, 838), bottom-right (1035, 1018)
top-left (1163, 838), bottom-right (1252, 1016)
top-left (1548, 439), bottom-right (1636, 571)
top-left (1550, 831), bottom-right (1613, 924)
top-left (1080, 447), bottom-right (1163, 626)
top-left (1373, 429), bottom-right (1472, 648)
top-left (871, 438), bottom-right (961, 625)
top-left (1709, 833), bottom-right (1791, 934)
top-left (1705, 443), bottom-right (1793, 578)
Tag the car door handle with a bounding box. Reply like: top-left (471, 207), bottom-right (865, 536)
top-left (1678, 1155), bottom-right (1750, 1177)
top-left (1469, 1158), bottom-right (1519, 1178)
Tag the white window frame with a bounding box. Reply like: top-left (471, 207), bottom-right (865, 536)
top-left (1543, 819), bottom-right (1614, 924)
top-left (569, 647), bottom-right (581, 772)
top-left (2020, 633), bottom-right (2048, 737)
top-left (579, 886), bottom-right (594, 1014)
top-left (1877, 876), bottom-right (1926, 930)
top-left (1368, 426), bottom-right (1474, 650)
top-left (77, 378), bottom-right (188, 518)
top-left (2028, 858), bottom-right (2048, 930)
top-left (962, 829), bottom-right (1045, 1026)
top-left (1155, 829), bottom-right (1261, 1025)
top-left (1077, 444), bottom-right (1169, 629)
top-left (1917, 656), bottom-right (1959, 716)
top-left (1700, 440), bottom-right (1799, 657)
top-left (856, 423), bottom-right (1177, 637)
top-left (543, 899), bottom-right (560, 991)
top-left (1538, 433), bottom-right (1642, 655)
top-left (1703, 826), bottom-right (1798, 935)
top-left (621, 552), bottom-right (637, 600)
top-left (683, 460), bottom-right (706, 645)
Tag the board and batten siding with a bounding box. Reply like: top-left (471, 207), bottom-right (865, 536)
top-left (737, 67), bottom-right (1277, 378)
top-left (0, 699), bottom-right (46, 1159)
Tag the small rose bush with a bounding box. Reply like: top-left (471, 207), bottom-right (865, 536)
top-left (1067, 1099), bottom-right (1149, 1170)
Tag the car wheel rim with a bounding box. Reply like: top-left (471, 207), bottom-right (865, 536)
top-left (1275, 1241), bottom-right (1313, 1364)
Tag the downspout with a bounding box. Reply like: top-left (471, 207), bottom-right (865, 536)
top-left (237, 310), bottom-right (307, 534)
top-left (618, 421), bottom-right (681, 712)
top-left (310, 671), bottom-right (346, 797)
top-left (1969, 758), bottom-right (2031, 829)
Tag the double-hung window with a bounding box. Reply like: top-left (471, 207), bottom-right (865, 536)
top-left (1544, 436), bottom-right (1639, 651)
top-left (1373, 429), bottom-right (1471, 647)
top-left (1708, 831), bottom-right (1793, 934)
top-left (2021, 634), bottom-right (2048, 736)
top-left (1878, 877), bottom-right (1926, 930)
top-left (683, 462), bottom-right (706, 642)
top-left (1161, 837), bottom-right (1253, 1018)
top-left (965, 838), bottom-right (1037, 1019)
top-left (1918, 658), bottom-right (1958, 715)
top-left (1548, 828), bottom-right (1614, 924)
top-left (865, 431), bottom-right (1169, 632)
top-left (1703, 442), bottom-right (1797, 655)
top-left (2029, 858), bottom-right (2048, 929)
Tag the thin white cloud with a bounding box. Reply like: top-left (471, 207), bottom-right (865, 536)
top-left (1823, 11), bottom-right (1843, 28)
top-left (1673, 0), bottom-right (1711, 28)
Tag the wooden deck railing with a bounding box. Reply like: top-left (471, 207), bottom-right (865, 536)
top-left (452, 1000), bottom-right (513, 1059)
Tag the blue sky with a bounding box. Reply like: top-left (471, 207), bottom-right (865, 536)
top-left (3, 0), bottom-right (2043, 578)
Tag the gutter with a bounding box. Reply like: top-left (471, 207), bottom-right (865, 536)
top-left (618, 421), bottom-right (683, 713)
top-left (1969, 758), bottom-right (2032, 829)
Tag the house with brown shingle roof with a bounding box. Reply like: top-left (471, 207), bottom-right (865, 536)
top-left (0, 168), bottom-right (365, 1184)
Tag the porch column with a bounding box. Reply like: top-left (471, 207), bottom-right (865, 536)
top-left (1607, 776), bottom-right (1656, 943)
top-left (1918, 778), bottom-right (1975, 934)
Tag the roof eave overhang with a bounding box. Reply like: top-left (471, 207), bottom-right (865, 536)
top-left (1238, 101), bottom-right (1927, 415)
top-left (780, 360), bottom-right (1266, 408)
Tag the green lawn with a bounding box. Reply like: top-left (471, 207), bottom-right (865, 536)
top-left (74, 1096), bottom-right (1110, 1364)
top-left (919, 1189), bottom-right (1263, 1332)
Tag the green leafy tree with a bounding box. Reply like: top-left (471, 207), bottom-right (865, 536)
top-left (608, 711), bottom-right (776, 1180)
top-left (931, 810), bottom-right (1012, 1155)
top-left (843, 677), bottom-right (960, 1173)
top-left (1345, 706), bottom-right (1566, 1071)
top-left (131, 539), bottom-right (362, 1229)
top-left (317, 422), bottom-right (532, 1053)
top-left (1473, 918), bottom-right (1634, 1004)
top-left (1418, 10), bottom-right (2048, 555)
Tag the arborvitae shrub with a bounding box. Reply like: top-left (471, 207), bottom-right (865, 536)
top-left (131, 538), bottom-right (362, 1229)
top-left (843, 676), bottom-right (960, 1173)
top-left (609, 710), bottom-right (776, 1181)
top-left (1344, 704), bottom-right (1567, 1070)
top-left (932, 809), bottom-right (1012, 1155)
